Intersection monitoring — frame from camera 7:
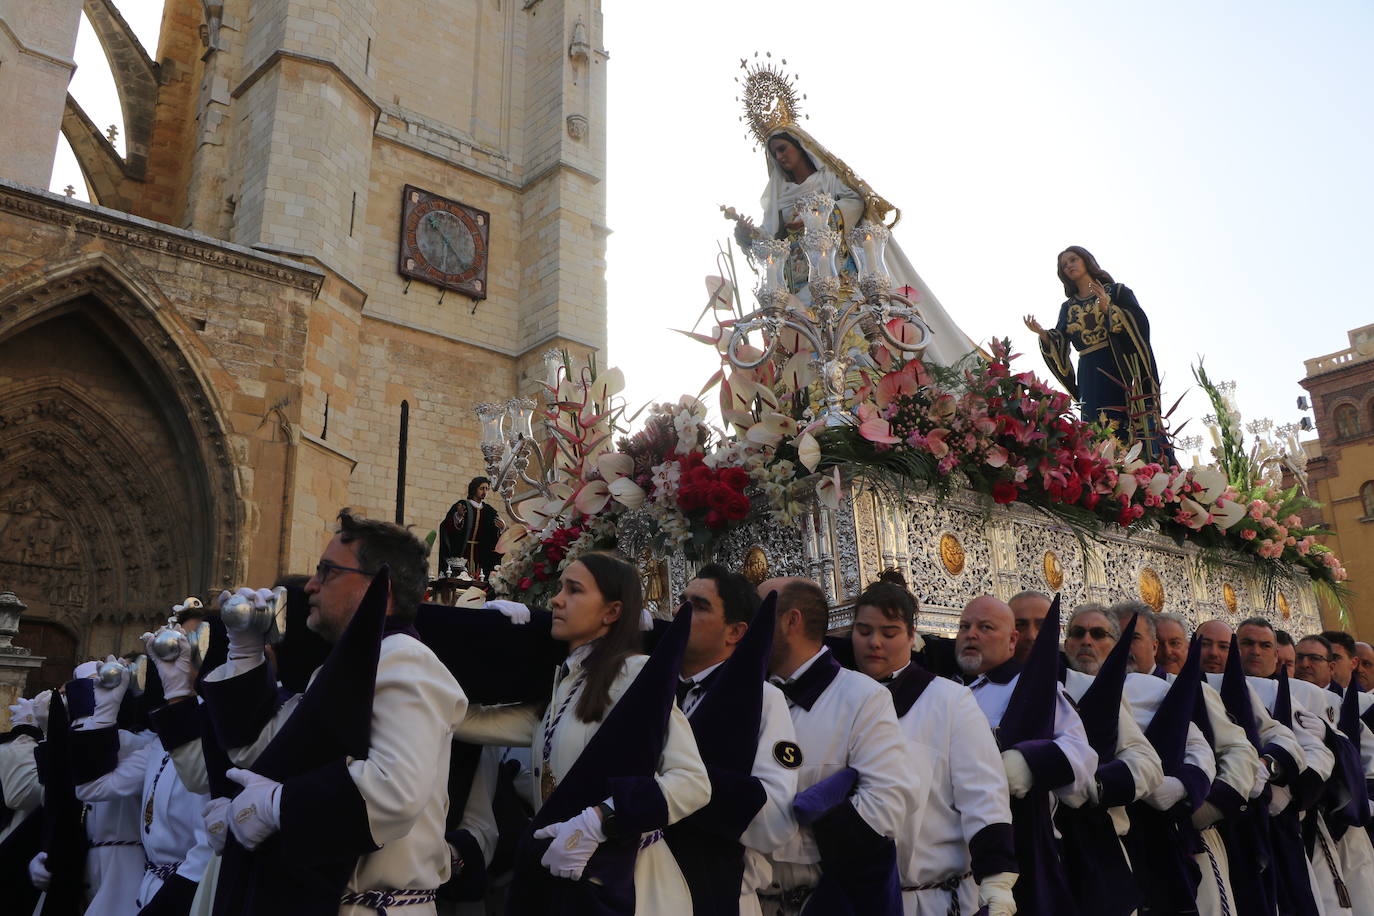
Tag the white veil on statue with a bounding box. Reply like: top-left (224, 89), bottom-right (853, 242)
top-left (758, 124), bottom-right (979, 369)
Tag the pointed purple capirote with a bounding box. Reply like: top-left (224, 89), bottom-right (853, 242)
top-left (1076, 613), bottom-right (1137, 760)
top-left (1057, 612), bottom-right (1141, 915)
top-left (1145, 636), bottom-right (1203, 774)
top-left (506, 599), bottom-right (693, 916)
top-left (998, 593), bottom-right (1061, 748)
top-left (212, 566), bottom-right (391, 916)
top-left (665, 592), bottom-right (778, 916)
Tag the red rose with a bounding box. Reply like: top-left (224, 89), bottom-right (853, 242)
top-left (992, 481), bottom-right (1019, 504)
top-left (719, 466), bottom-right (750, 491)
top-left (723, 491), bottom-right (751, 521)
top-left (517, 577), bottom-right (533, 590)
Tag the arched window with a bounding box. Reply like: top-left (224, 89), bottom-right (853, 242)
top-left (1334, 403), bottom-right (1360, 439)
top-left (1363, 481), bottom-right (1374, 519)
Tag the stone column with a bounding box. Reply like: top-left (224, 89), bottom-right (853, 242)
top-left (0, 591), bottom-right (45, 731)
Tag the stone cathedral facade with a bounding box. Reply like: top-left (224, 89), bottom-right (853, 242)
top-left (0, 0), bottom-right (609, 691)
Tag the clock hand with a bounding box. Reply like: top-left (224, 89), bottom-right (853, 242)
top-left (425, 214), bottom-right (463, 270)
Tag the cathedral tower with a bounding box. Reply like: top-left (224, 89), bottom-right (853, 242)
top-left (0, 0), bottom-right (610, 687)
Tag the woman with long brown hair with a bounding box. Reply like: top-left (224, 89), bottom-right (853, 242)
top-left (455, 551), bottom-right (709, 915)
top-left (1024, 246), bottom-right (1170, 460)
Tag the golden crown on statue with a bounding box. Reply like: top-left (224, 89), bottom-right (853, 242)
top-left (737, 52), bottom-right (806, 146)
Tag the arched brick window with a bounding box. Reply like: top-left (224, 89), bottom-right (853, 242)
top-left (1363, 481), bottom-right (1374, 519)
top-left (1334, 403), bottom-right (1360, 439)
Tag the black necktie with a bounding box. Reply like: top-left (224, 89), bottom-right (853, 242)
top-left (675, 679), bottom-right (695, 708)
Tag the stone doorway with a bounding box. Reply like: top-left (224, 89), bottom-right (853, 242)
top-left (0, 264), bottom-right (242, 659)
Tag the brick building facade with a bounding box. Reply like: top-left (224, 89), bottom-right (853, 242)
top-left (0, 0), bottom-right (609, 692)
top-left (1300, 324), bottom-right (1374, 635)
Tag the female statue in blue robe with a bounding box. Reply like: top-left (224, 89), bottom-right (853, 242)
top-left (1024, 247), bottom-right (1170, 461)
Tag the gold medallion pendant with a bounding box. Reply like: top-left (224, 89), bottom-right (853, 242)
top-left (540, 767), bottom-right (556, 804)
top-left (144, 795), bottom-right (155, 830)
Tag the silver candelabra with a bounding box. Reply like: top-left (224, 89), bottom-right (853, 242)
top-left (725, 193), bottom-right (932, 426)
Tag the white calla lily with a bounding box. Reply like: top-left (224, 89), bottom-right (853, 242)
top-left (608, 477), bottom-right (646, 509)
top-left (796, 431), bottom-right (821, 472)
top-left (1178, 497), bottom-right (1210, 530)
top-left (816, 468), bottom-right (842, 511)
top-left (1191, 467), bottom-right (1228, 504)
top-left (1210, 497), bottom-right (1247, 530)
top-left (597, 452), bottom-right (634, 481)
top-left (746, 413), bottom-right (798, 447)
top-left (1114, 473), bottom-right (1139, 499)
top-left (527, 497), bottom-right (566, 529)
top-left (574, 480), bottom-right (611, 516)
top-left (494, 523), bottom-right (529, 555)
top-left (1146, 470), bottom-right (1171, 498)
top-left (781, 350), bottom-right (816, 392)
top-left (588, 367), bottom-right (625, 404)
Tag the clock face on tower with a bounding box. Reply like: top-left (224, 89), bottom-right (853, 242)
top-left (398, 185), bottom-right (490, 300)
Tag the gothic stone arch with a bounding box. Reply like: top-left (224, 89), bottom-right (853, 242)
top-left (0, 256), bottom-right (244, 656)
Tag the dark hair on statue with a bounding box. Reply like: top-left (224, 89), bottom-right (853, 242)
top-left (855, 570), bottom-right (919, 633)
top-left (466, 477), bottom-right (491, 500)
top-left (767, 132), bottom-right (817, 181)
top-left (1057, 245), bottom-right (1115, 298)
top-left (571, 552), bottom-right (645, 724)
top-left (778, 579), bottom-right (829, 642)
top-left (335, 509), bottom-right (429, 623)
top-left (693, 563), bottom-right (760, 627)
top-left (1320, 629), bottom-right (1357, 657)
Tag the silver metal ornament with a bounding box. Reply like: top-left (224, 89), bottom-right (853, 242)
top-left (150, 628), bottom-right (184, 661)
top-left (97, 660), bottom-right (127, 689)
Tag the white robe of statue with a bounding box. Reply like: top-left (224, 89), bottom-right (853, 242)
top-left (758, 127), bottom-right (978, 368)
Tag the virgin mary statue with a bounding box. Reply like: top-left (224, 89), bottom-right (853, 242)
top-left (733, 84), bottom-right (979, 368)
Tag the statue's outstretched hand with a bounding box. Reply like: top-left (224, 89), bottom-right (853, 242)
top-left (1023, 314), bottom-right (1047, 338)
top-left (732, 215), bottom-right (758, 249)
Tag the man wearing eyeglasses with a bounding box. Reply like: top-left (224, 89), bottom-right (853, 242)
top-left (1321, 630), bottom-right (1359, 695)
top-left (1057, 604), bottom-right (1163, 914)
top-left (1295, 635), bottom-right (1336, 689)
top-left (200, 509), bottom-right (466, 915)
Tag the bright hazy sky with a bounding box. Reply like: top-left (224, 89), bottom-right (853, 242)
top-left (53, 1), bottom-right (1374, 456)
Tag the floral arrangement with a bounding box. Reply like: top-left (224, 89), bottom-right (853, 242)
top-left (485, 268), bottom-right (1348, 607)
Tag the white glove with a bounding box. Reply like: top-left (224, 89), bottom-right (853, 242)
top-left (219, 587), bottom-right (271, 659)
top-left (484, 599), bottom-right (531, 625)
top-left (144, 625), bottom-right (196, 700)
top-left (203, 797), bottom-right (231, 853)
top-left (1191, 800), bottom-right (1223, 830)
top-left (978, 871), bottom-right (1018, 916)
top-left (86, 656), bottom-right (129, 728)
top-left (1002, 749), bottom-right (1033, 798)
top-left (1293, 709), bottom-right (1328, 745)
top-left (1147, 775), bottom-right (1188, 811)
top-left (532, 805), bottom-right (607, 880)
top-left (225, 767), bottom-right (283, 850)
top-left (1268, 784), bottom-right (1293, 816)
top-left (28, 851), bottom-right (51, 890)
